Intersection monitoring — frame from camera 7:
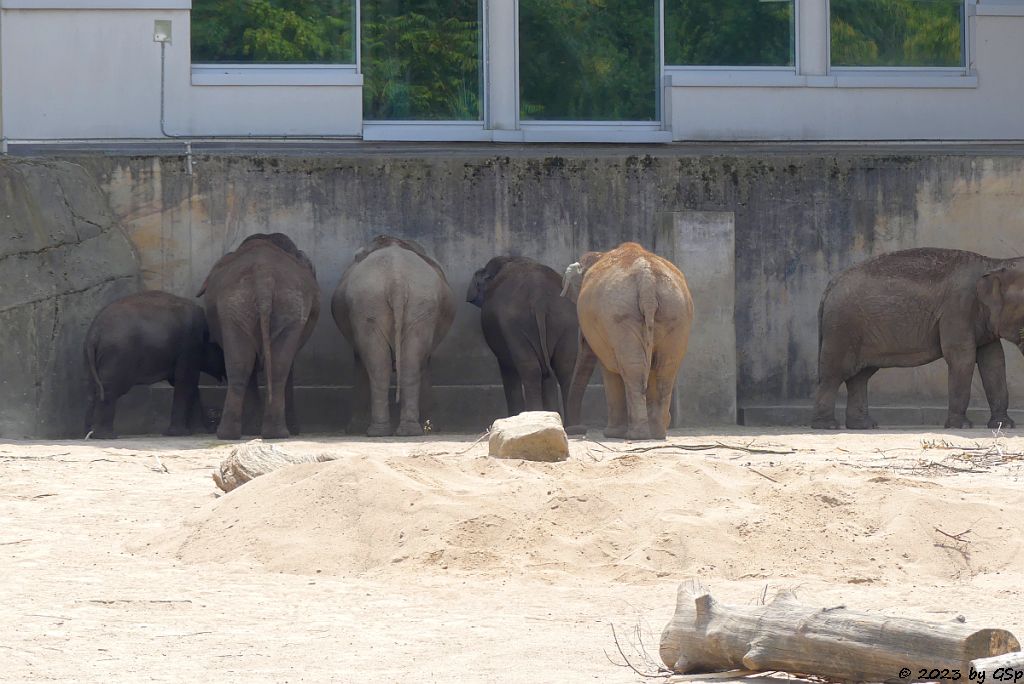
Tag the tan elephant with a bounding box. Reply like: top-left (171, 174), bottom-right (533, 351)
top-left (561, 242), bottom-right (694, 440)
top-left (332, 235), bottom-right (455, 437)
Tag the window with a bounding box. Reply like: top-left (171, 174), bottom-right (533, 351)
top-left (191, 0), bottom-right (357, 64)
top-left (830, 0), bottom-right (965, 68)
top-left (518, 0), bottom-right (658, 122)
top-left (664, 0), bottom-right (795, 67)
top-left (361, 0), bottom-right (482, 120)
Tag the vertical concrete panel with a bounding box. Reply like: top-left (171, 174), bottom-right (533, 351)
top-left (667, 211), bottom-right (737, 426)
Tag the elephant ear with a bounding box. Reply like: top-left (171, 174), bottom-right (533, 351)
top-left (977, 268), bottom-right (1005, 327)
top-left (196, 275), bottom-right (210, 297)
top-left (561, 262), bottom-right (584, 300)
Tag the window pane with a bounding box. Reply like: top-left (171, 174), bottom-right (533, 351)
top-left (831, 0), bottom-right (964, 67)
top-left (519, 0), bottom-right (657, 122)
top-left (362, 0), bottom-right (481, 120)
top-left (192, 0), bottom-right (356, 63)
top-left (665, 0), bottom-right (794, 67)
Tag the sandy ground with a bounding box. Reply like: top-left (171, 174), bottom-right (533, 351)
top-left (1, 428), bottom-right (1023, 683)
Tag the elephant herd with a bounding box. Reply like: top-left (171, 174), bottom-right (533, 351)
top-left (83, 232), bottom-right (1024, 442)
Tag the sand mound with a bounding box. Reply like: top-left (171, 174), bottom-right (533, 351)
top-left (153, 439), bottom-right (1024, 585)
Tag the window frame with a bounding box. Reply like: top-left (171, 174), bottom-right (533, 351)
top-left (826, 0), bottom-right (974, 81)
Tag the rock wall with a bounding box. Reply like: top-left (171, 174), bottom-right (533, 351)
top-left (0, 160), bottom-right (139, 438)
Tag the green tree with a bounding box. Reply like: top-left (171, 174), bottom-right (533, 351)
top-left (192, 0), bottom-right (355, 63)
top-left (361, 0), bottom-right (480, 120)
top-left (519, 0), bottom-right (658, 121)
top-left (831, 0), bottom-right (963, 67)
top-left (664, 0), bottom-right (794, 67)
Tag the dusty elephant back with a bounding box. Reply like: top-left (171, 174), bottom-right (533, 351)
top-left (332, 243), bottom-right (455, 346)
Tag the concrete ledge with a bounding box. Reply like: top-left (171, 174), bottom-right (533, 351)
top-left (739, 405), bottom-right (1024, 428)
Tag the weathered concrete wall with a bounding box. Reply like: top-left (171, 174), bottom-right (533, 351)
top-left (0, 160), bottom-right (140, 438)
top-left (5, 148), bottom-right (1024, 436)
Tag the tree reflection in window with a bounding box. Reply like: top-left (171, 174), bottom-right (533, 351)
top-left (831, 0), bottom-right (964, 67)
top-left (519, 0), bottom-right (658, 122)
top-left (362, 0), bottom-right (481, 120)
top-left (665, 0), bottom-right (794, 67)
top-left (191, 0), bottom-right (356, 63)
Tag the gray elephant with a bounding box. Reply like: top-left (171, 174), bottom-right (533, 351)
top-left (561, 242), bottom-right (694, 440)
top-left (813, 248), bottom-right (1024, 430)
top-left (466, 256), bottom-right (578, 418)
top-left (332, 235), bottom-right (455, 436)
top-left (198, 232), bottom-right (320, 440)
top-left (84, 290), bottom-right (225, 439)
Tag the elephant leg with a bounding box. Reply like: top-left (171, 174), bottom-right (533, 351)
top-left (217, 327), bottom-right (257, 441)
top-left (355, 328), bottom-right (394, 437)
top-left (541, 374), bottom-right (561, 414)
top-left (347, 352), bottom-right (371, 435)
top-left (242, 370), bottom-right (261, 436)
top-left (565, 335), bottom-right (598, 434)
top-left (418, 360), bottom-right (434, 430)
top-left (978, 340), bottom-right (1015, 429)
top-left (601, 367), bottom-right (628, 439)
top-left (499, 362), bottom-right (524, 417)
top-left (517, 361), bottom-right (544, 413)
top-left (396, 334), bottom-right (431, 437)
top-left (285, 369), bottom-right (300, 436)
top-left (647, 363), bottom-right (679, 440)
top-left (844, 367), bottom-right (879, 430)
top-left (165, 361), bottom-right (200, 436)
top-left (89, 382), bottom-right (125, 439)
top-left (811, 337), bottom-right (846, 429)
top-left (942, 341), bottom-right (977, 429)
top-left (262, 329), bottom-right (303, 439)
top-left (551, 334), bottom-right (577, 422)
top-left (620, 363), bottom-right (653, 441)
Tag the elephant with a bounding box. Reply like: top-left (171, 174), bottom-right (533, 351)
top-left (84, 290), bottom-right (225, 439)
top-left (560, 242), bottom-right (694, 440)
top-left (198, 232), bottom-right (320, 440)
top-left (812, 247), bottom-right (1024, 430)
top-left (466, 256), bottom-right (578, 418)
top-left (332, 235), bottom-right (455, 436)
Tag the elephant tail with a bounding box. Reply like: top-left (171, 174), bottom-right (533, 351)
top-left (391, 287), bottom-right (408, 404)
top-left (638, 266), bottom-right (659, 394)
top-left (85, 337), bottom-right (104, 402)
top-left (256, 279), bottom-right (274, 404)
top-left (534, 309), bottom-right (554, 378)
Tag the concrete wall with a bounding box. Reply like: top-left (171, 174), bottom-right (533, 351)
top-left (4, 148), bottom-right (1024, 436)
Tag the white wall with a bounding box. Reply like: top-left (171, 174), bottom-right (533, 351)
top-left (0, 3), bottom-right (363, 139)
top-left (0, 0), bottom-right (1022, 142)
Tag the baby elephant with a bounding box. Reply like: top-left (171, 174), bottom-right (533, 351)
top-left (84, 290), bottom-right (225, 439)
top-left (467, 256), bottom-right (578, 419)
top-left (813, 248), bottom-right (1024, 430)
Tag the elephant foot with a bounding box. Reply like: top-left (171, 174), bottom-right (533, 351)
top-left (395, 421), bottom-right (424, 437)
top-left (845, 416), bottom-right (878, 430)
top-left (87, 428), bottom-right (117, 440)
top-left (163, 425), bottom-right (193, 437)
top-left (261, 426), bottom-right (290, 440)
top-left (216, 425), bottom-right (243, 440)
top-left (811, 416), bottom-right (841, 430)
top-left (366, 422), bottom-right (393, 437)
top-left (565, 424), bottom-right (588, 436)
top-left (988, 416), bottom-right (1015, 430)
top-left (603, 425), bottom-right (627, 439)
top-left (626, 428), bottom-right (658, 441)
top-left (944, 415), bottom-right (974, 429)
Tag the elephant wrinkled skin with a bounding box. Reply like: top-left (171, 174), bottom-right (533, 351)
top-left (84, 290), bottom-right (225, 439)
top-left (467, 256), bottom-right (578, 419)
top-left (332, 235), bottom-right (455, 437)
top-left (813, 248), bottom-right (1024, 430)
top-left (199, 232), bottom-right (320, 440)
top-left (561, 242), bottom-right (694, 441)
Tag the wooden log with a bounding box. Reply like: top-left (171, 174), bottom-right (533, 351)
top-left (660, 581), bottom-right (1020, 682)
top-left (971, 652), bottom-right (1024, 679)
top-left (213, 440), bottom-right (333, 493)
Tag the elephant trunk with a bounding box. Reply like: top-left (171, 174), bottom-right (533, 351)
top-left (564, 335), bottom-right (598, 431)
